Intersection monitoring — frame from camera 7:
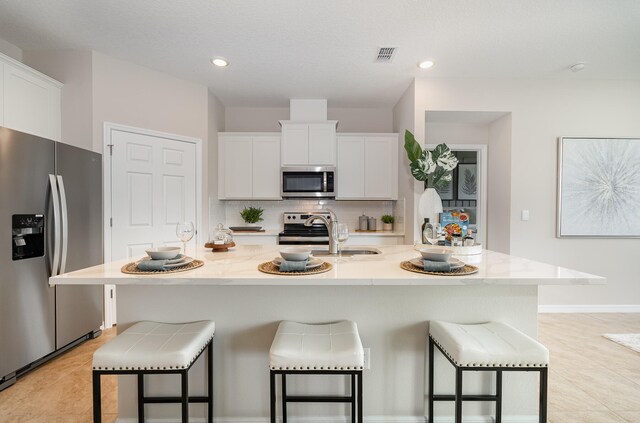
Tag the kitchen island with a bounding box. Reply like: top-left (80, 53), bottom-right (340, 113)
top-left (51, 245), bottom-right (603, 422)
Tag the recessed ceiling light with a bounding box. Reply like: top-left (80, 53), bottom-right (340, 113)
top-left (211, 57), bottom-right (229, 67)
top-left (418, 60), bottom-right (435, 70)
top-left (569, 62), bottom-right (585, 72)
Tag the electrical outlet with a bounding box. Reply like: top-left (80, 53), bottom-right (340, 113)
top-left (363, 348), bottom-right (371, 369)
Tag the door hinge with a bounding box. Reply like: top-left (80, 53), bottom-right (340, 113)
top-left (107, 144), bottom-right (114, 156)
top-left (110, 289), bottom-right (114, 299)
top-left (110, 217), bottom-right (113, 227)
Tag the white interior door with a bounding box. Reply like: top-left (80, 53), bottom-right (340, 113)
top-left (105, 126), bottom-right (198, 327)
top-left (111, 130), bottom-right (197, 259)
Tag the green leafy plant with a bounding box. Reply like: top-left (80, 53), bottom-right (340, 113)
top-left (240, 206), bottom-right (264, 224)
top-left (381, 214), bottom-right (394, 224)
top-left (404, 130), bottom-right (458, 189)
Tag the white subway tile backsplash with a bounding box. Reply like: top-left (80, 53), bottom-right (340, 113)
top-left (212, 199), bottom-right (399, 231)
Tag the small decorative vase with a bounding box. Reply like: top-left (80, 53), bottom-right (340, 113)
top-left (383, 223), bottom-right (393, 231)
top-left (418, 187), bottom-right (443, 227)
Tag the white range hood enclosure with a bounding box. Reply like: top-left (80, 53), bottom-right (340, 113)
top-left (289, 99), bottom-right (327, 121)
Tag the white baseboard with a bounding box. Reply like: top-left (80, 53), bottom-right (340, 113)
top-left (538, 304), bottom-right (640, 313)
top-left (116, 415), bottom-right (538, 423)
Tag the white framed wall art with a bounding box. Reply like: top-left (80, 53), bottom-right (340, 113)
top-left (557, 137), bottom-right (640, 237)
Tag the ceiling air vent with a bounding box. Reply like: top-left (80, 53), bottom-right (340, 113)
top-left (375, 47), bottom-right (397, 63)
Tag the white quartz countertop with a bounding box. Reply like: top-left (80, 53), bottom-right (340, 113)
top-left (50, 245), bottom-right (604, 286)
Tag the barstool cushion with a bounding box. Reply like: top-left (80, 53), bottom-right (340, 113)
top-left (93, 321), bottom-right (215, 371)
top-left (429, 321), bottom-right (549, 368)
top-left (270, 320), bottom-right (364, 370)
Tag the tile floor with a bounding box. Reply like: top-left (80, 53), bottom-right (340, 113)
top-left (0, 314), bottom-right (638, 422)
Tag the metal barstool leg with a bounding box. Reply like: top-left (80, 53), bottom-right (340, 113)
top-left (351, 373), bottom-right (356, 422)
top-left (138, 373), bottom-right (145, 422)
top-left (357, 371), bottom-right (363, 423)
top-left (455, 368), bottom-right (463, 423)
top-left (539, 368), bottom-right (548, 423)
top-left (282, 373), bottom-right (288, 423)
top-left (270, 371), bottom-right (276, 423)
top-left (496, 370), bottom-right (502, 423)
top-left (428, 337), bottom-right (434, 423)
top-left (92, 371), bottom-right (102, 423)
top-left (181, 370), bottom-right (189, 423)
top-left (207, 341), bottom-right (213, 423)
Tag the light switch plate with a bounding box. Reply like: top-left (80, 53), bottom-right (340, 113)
top-left (521, 210), bottom-right (530, 221)
top-left (363, 348), bottom-right (371, 369)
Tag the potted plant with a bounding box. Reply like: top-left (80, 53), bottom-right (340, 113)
top-left (240, 206), bottom-right (264, 226)
top-left (404, 130), bottom-right (458, 226)
top-left (381, 215), bottom-right (394, 231)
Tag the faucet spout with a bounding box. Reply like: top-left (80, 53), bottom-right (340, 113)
top-left (303, 211), bottom-right (339, 255)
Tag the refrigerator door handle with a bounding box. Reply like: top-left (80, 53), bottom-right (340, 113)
top-left (49, 174), bottom-right (61, 276)
top-left (56, 175), bottom-right (69, 275)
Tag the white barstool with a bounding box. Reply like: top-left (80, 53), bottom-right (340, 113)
top-left (269, 320), bottom-right (364, 422)
top-left (92, 320), bottom-right (216, 423)
top-left (428, 321), bottom-right (549, 423)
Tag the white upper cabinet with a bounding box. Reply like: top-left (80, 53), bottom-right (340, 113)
top-left (336, 134), bottom-right (398, 200)
top-left (1, 53), bottom-right (62, 141)
top-left (218, 133), bottom-right (281, 200)
top-left (280, 120), bottom-right (337, 166)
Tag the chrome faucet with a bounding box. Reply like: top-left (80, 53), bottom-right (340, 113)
top-left (304, 209), bottom-right (339, 255)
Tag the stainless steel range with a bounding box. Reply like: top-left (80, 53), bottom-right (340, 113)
top-left (277, 211), bottom-right (333, 245)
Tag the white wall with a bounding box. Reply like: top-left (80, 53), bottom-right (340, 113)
top-left (225, 106), bottom-right (393, 132)
top-left (208, 91), bottom-right (226, 234)
top-left (410, 77), bottom-right (640, 307)
top-left (23, 50), bottom-right (94, 150)
top-left (0, 37), bottom-right (22, 62)
top-left (392, 81), bottom-right (418, 244)
top-left (487, 114), bottom-right (512, 253)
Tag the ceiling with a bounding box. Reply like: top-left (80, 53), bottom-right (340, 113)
top-left (0, 0), bottom-right (638, 108)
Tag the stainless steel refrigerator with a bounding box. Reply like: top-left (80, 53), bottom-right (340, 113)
top-left (0, 126), bottom-right (103, 390)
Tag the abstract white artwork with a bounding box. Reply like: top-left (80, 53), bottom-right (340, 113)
top-left (557, 137), bottom-right (640, 237)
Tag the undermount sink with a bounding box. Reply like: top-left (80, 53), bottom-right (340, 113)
top-left (310, 247), bottom-right (382, 257)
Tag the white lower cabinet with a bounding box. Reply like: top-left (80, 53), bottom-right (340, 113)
top-left (337, 134), bottom-right (398, 200)
top-left (1, 53), bottom-right (62, 141)
top-left (218, 133), bottom-right (281, 200)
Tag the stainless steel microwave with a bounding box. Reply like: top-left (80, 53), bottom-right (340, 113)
top-left (281, 166), bottom-right (335, 198)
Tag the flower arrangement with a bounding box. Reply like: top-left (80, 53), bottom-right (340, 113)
top-left (403, 130), bottom-right (458, 189)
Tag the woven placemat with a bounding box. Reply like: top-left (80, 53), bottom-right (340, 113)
top-left (258, 261), bottom-right (333, 276)
top-left (121, 259), bottom-right (204, 275)
top-left (400, 261), bottom-right (479, 276)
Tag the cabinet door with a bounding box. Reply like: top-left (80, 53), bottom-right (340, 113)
top-left (252, 135), bottom-right (281, 199)
top-left (364, 136), bottom-right (398, 199)
top-left (281, 123), bottom-right (309, 165)
top-left (3, 63), bottom-right (61, 140)
top-left (308, 123), bottom-right (336, 165)
top-left (220, 135), bottom-right (253, 199)
top-left (336, 136), bottom-right (365, 199)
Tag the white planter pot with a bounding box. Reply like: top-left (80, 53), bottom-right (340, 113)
top-left (382, 223), bottom-right (393, 231)
top-left (418, 187), bottom-right (443, 226)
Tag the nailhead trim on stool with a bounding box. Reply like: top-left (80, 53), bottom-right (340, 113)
top-left (428, 321), bottom-right (549, 423)
top-left (92, 321), bottom-right (215, 423)
top-left (269, 320), bottom-right (364, 423)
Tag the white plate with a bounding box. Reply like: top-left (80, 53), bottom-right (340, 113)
top-left (272, 256), bottom-right (324, 270)
top-left (138, 256), bottom-right (195, 269)
top-left (409, 257), bottom-right (464, 271)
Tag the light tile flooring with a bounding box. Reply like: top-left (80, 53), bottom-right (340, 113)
top-left (0, 314), bottom-right (638, 422)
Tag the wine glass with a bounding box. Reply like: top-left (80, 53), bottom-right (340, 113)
top-left (176, 221), bottom-right (195, 255)
top-left (336, 223), bottom-right (349, 258)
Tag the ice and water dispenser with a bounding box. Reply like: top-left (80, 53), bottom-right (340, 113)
top-left (12, 214), bottom-right (45, 260)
